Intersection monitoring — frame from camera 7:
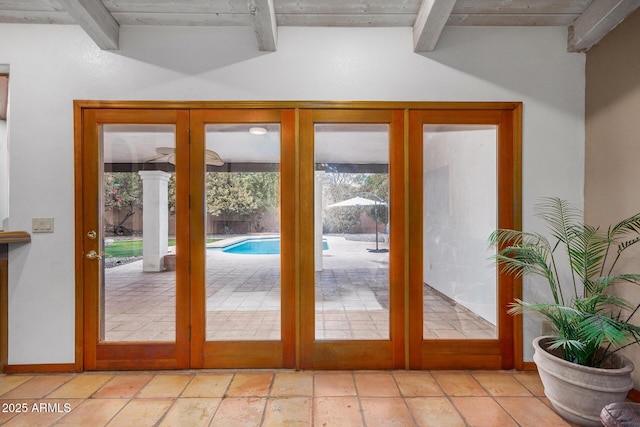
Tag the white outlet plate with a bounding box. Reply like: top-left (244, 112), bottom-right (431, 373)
top-left (32, 217), bottom-right (54, 233)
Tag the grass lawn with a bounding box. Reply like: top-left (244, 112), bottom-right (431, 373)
top-left (104, 238), bottom-right (219, 258)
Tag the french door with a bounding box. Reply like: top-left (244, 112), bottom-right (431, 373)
top-left (79, 107), bottom-right (295, 369)
top-left (298, 109), bottom-right (405, 369)
top-left (76, 102), bottom-right (521, 370)
top-left (408, 107), bottom-right (521, 369)
top-left (189, 109), bottom-right (295, 368)
top-left (80, 108), bottom-right (191, 370)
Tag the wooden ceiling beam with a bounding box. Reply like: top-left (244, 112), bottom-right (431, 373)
top-left (59, 0), bottom-right (119, 50)
top-left (247, 0), bottom-right (277, 51)
top-left (413, 0), bottom-right (457, 52)
top-left (568, 0), bottom-right (640, 52)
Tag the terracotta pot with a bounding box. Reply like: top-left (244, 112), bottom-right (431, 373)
top-left (533, 336), bottom-right (634, 426)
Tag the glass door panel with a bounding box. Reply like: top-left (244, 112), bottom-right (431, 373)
top-left (300, 109), bottom-right (404, 370)
top-left (191, 109), bottom-right (295, 369)
top-left (102, 125), bottom-right (177, 343)
top-left (422, 125), bottom-right (497, 340)
top-left (408, 107), bottom-right (520, 370)
top-left (204, 124), bottom-right (281, 341)
top-left (81, 108), bottom-right (189, 370)
top-left (314, 124), bottom-right (390, 340)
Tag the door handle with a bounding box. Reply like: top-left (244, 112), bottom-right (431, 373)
top-left (86, 250), bottom-right (102, 260)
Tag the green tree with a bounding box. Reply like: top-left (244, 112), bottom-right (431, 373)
top-left (206, 171), bottom-right (281, 232)
top-left (322, 171), bottom-right (362, 233)
top-left (245, 172), bottom-right (279, 231)
top-left (167, 173), bottom-right (176, 214)
top-left (206, 172), bottom-right (257, 218)
top-left (358, 173), bottom-right (389, 224)
top-left (103, 172), bottom-right (143, 235)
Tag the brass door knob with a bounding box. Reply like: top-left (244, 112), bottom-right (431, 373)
top-left (86, 250), bottom-right (102, 260)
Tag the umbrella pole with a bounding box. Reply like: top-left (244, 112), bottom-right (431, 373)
top-left (374, 202), bottom-right (379, 251)
top-left (367, 201), bottom-right (387, 253)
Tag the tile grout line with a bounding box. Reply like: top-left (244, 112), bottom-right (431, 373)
top-left (434, 371), bottom-right (483, 426)
top-left (391, 371), bottom-right (422, 427)
top-left (310, 371), bottom-right (315, 426)
top-left (153, 372), bottom-right (197, 426)
top-left (99, 373), bottom-right (151, 427)
top-left (207, 371), bottom-right (235, 424)
top-left (351, 371), bottom-right (368, 427)
top-left (471, 372), bottom-right (525, 427)
top-left (258, 372), bottom-right (277, 426)
top-left (471, 373), bottom-right (539, 426)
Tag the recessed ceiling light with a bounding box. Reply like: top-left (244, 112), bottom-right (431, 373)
top-left (249, 127), bottom-right (267, 135)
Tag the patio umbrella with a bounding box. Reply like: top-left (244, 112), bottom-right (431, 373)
top-left (326, 196), bottom-right (383, 208)
top-left (326, 196), bottom-right (388, 253)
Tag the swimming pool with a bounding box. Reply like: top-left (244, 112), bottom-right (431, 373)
top-left (212, 237), bottom-right (328, 255)
top-left (224, 238), bottom-right (280, 254)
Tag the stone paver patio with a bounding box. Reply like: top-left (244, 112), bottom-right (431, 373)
top-left (103, 235), bottom-right (495, 342)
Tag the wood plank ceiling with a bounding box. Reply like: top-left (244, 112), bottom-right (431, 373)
top-left (0, 0), bottom-right (639, 53)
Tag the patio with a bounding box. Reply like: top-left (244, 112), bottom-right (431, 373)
top-left (103, 235), bottom-right (495, 342)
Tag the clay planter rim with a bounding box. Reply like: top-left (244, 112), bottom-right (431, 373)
top-left (533, 335), bottom-right (635, 375)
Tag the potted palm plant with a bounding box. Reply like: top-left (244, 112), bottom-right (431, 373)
top-left (490, 197), bottom-right (640, 426)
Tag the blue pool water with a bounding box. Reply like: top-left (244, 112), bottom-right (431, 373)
top-left (214, 238), bottom-right (328, 255)
top-left (224, 238), bottom-right (280, 254)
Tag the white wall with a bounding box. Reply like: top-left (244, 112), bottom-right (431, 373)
top-left (0, 119), bottom-right (7, 229)
top-left (423, 129), bottom-right (497, 325)
top-left (0, 23), bottom-right (585, 364)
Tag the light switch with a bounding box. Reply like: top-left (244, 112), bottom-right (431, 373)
top-left (32, 217), bottom-right (54, 233)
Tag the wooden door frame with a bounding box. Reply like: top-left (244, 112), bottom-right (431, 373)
top-left (73, 100), bottom-right (522, 372)
top-left (298, 108), bottom-right (406, 369)
top-left (189, 108), bottom-right (296, 369)
top-left (76, 106), bottom-right (190, 370)
top-left (408, 104), bottom-right (523, 370)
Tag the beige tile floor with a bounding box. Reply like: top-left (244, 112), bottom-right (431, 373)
top-left (0, 370), bottom-right (576, 426)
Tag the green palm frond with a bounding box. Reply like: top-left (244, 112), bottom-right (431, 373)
top-left (533, 197), bottom-right (583, 297)
top-left (602, 213), bottom-right (640, 276)
top-left (575, 293), bottom-right (631, 312)
top-left (490, 230), bottom-right (564, 303)
top-left (489, 229), bottom-right (551, 249)
top-left (568, 225), bottom-right (608, 286)
top-left (578, 315), bottom-right (635, 348)
top-left (589, 274), bottom-right (640, 294)
top-left (619, 236), bottom-right (640, 253)
top-left (534, 197), bottom-right (582, 244)
top-left (508, 300), bottom-right (582, 325)
top-left (493, 246), bottom-right (551, 277)
top-left (609, 212), bottom-right (640, 239)
top-left (546, 338), bottom-right (585, 353)
top-left (491, 197), bottom-right (640, 367)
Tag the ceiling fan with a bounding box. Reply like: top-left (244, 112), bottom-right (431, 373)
top-left (145, 147), bottom-right (224, 166)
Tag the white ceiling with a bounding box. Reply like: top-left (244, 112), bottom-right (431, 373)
top-left (0, 0), bottom-right (639, 53)
top-left (103, 123), bottom-right (392, 165)
top-left (102, 123), bottom-right (502, 165)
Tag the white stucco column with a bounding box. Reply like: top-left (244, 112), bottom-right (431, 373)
top-left (138, 170), bottom-right (171, 272)
top-left (315, 171), bottom-right (324, 271)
